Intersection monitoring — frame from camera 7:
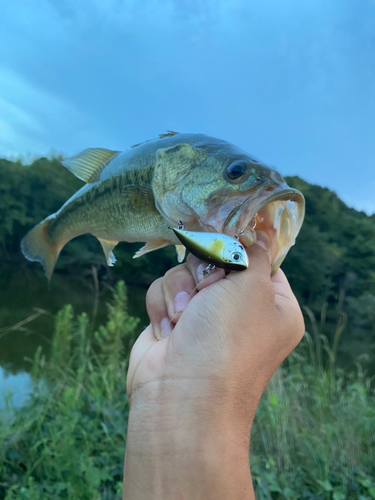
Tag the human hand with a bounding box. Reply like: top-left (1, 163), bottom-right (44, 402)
top-left (123, 231), bottom-right (304, 500)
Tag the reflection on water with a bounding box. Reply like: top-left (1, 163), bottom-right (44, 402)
top-left (0, 367), bottom-right (32, 408)
top-left (0, 242), bottom-right (176, 407)
top-left (0, 266), bottom-right (150, 374)
top-left (0, 268), bottom-right (149, 407)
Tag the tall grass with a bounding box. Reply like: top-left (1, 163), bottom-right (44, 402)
top-left (0, 282), bottom-right (139, 500)
top-left (251, 306), bottom-right (375, 499)
top-left (0, 286), bottom-right (374, 499)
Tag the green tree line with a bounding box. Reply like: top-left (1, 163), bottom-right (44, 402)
top-left (0, 156), bottom-right (374, 372)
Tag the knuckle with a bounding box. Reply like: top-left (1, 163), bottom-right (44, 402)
top-left (164, 266), bottom-right (178, 281)
top-left (248, 244), bottom-right (271, 268)
top-left (146, 278), bottom-right (163, 308)
top-left (186, 253), bottom-right (202, 266)
top-left (165, 263), bottom-right (195, 293)
top-left (164, 264), bottom-right (187, 285)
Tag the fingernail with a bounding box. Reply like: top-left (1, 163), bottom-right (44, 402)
top-left (255, 230), bottom-right (271, 251)
top-left (174, 291), bottom-right (190, 313)
top-left (160, 317), bottom-right (173, 337)
top-left (197, 263), bottom-right (207, 282)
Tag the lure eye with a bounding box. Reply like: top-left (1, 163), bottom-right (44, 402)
top-left (232, 252), bottom-right (242, 261)
top-left (225, 161), bottom-right (248, 183)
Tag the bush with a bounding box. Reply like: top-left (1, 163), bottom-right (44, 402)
top-left (0, 281), bottom-right (138, 499)
top-left (251, 308), bottom-right (375, 499)
top-left (0, 286), bottom-right (374, 499)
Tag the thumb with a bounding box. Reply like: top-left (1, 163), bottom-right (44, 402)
top-left (272, 268), bottom-right (305, 348)
top-left (226, 230), bottom-right (273, 298)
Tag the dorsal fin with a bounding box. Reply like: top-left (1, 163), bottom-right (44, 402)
top-left (61, 148), bottom-right (120, 183)
top-left (159, 130), bottom-right (179, 138)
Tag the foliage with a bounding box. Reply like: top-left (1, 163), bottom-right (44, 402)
top-left (0, 157), bottom-right (82, 254)
top-left (1, 158), bottom-right (375, 375)
top-left (0, 286), bottom-right (374, 498)
top-left (1, 157), bottom-right (374, 498)
top-left (284, 176), bottom-right (375, 373)
top-left (251, 309), bottom-right (375, 500)
top-left (0, 282), bottom-right (138, 499)
top-left (1, 157), bottom-right (375, 372)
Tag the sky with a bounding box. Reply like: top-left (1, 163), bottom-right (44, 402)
top-left (0, 0), bottom-right (374, 213)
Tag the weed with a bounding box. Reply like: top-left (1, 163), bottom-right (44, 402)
top-left (0, 289), bottom-right (374, 499)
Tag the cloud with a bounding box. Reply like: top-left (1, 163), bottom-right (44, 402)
top-left (0, 67), bottom-right (113, 158)
top-left (0, 68), bottom-right (76, 156)
top-left (0, 0), bottom-right (374, 213)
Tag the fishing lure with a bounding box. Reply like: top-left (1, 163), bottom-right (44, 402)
top-left (172, 225), bottom-right (248, 271)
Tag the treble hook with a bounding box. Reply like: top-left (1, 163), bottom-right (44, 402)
top-left (250, 213), bottom-right (258, 230)
top-left (203, 263), bottom-right (216, 277)
top-left (233, 228), bottom-right (245, 239)
top-left (169, 220), bottom-right (185, 230)
top-left (234, 213), bottom-right (258, 238)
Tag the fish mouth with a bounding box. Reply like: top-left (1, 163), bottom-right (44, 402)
top-left (222, 186), bottom-right (305, 272)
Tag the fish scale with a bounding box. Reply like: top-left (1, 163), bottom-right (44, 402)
top-left (21, 132), bottom-right (305, 280)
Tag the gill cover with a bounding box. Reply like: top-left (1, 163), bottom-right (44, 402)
top-left (152, 143), bottom-right (208, 224)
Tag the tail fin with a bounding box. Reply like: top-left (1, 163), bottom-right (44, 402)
top-left (21, 216), bottom-right (63, 282)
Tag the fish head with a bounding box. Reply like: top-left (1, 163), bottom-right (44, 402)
top-left (152, 139), bottom-right (305, 272)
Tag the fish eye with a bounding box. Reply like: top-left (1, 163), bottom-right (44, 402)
top-left (225, 161), bottom-right (248, 183)
top-left (232, 252), bottom-right (242, 261)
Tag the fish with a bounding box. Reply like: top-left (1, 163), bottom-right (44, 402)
top-left (21, 131), bottom-right (305, 280)
top-left (172, 227), bottom-right (249, 271)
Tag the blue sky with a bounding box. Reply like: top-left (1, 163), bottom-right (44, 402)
top-left (1, 0), bottom-right (374, 213)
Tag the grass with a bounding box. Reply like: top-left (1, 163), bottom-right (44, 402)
top-left (251, 307), bottom-right (375, 499)
top-left (0, 283), bottom-right (374, 499)
top-left (0, 282), bottom-right (138, 499)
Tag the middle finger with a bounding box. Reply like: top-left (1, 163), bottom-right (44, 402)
top-left (162, 263), bottom-right (197, 323)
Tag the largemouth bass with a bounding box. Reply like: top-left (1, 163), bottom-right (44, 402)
top-left (21, 131), bottom-right (305, 280)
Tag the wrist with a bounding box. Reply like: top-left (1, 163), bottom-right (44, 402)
top-left (123, 378), bottom-right (255, 500)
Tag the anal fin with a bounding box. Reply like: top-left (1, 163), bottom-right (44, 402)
top-left (175, 245), bottom-right (186, 263)
top-left (98, 238), bottom-right (119, 266)
top-left (133, 240), bottom-right (169, 259)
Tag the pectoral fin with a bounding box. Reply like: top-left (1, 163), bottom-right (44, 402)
top-left (133, 239), bottom-right (169, 259)
top-left (62, 148), bottom-right (120, 183)
top-left (175, 245), bottom-right (186, 263)
top-left (98, 238), bottom-right (119, 266)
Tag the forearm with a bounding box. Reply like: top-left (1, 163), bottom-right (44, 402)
top-left (122, 380), bottom-right (255, 500)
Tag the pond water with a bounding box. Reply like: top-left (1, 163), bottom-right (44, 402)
top-left (0, 367), bottom-right (32, 408)
top-left (1, 253), bottom-right (374, 408)
top-left (0, 263), bottom-right (152, 407)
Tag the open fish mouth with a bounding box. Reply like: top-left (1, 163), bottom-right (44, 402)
top-left (222, 187), bottom-right (305, 272)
